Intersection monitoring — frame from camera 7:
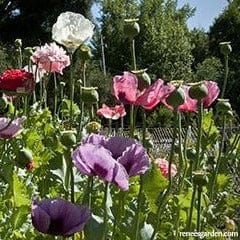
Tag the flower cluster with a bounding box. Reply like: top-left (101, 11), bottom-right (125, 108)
top-left (72, 133), bottom-right (150, 191)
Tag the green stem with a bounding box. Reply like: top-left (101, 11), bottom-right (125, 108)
top-left (210, 116), bottom-right (226, 200)
top-left (187, 184), bottom-right (196, 232)
top-left (130, 38), bottom-right (137, 71)
top-left (130, 105), bottom-right (135, 137)
top-left (221, 55), bottom-right (229, 98)
top-left (196, 186), bottom-right (202, 234)
top-left (195, 102), bottom-right (203, 170)
top-left (102, 182), bottom-right (109, 240)
top-left (134, 176), bottom-right (143, 240)
top-left (69, 53), bottom-right (75, 129)
top-left (150, 109), bottom-right (178, 240)
top-left (53, 72), bottom-right (58, 121)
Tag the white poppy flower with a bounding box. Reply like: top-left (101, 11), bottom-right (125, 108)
top-left (52, 11), bottom-right (95, 53)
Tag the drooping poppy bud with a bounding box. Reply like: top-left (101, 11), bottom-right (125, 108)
top-left (216, 99), bottom-right (232, 112)
top-left (15, 39), bottom-right (22, 48)
top-left (15, 147), bottom-right (33, 169)
top-left (124, 19), bottom-right (140, 39)
top-left (85, 121), bottom-right (101, 134)
top-left (79, 44), bottom-right (91, 61)
top-left (193, 171), bottom-right (208, 186)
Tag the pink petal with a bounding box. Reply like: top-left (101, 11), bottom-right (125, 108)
top-left (178, 86), bottom-right (198, 112)
top-left (202, 81), bottom-right (220, 108)
top-left (112, 71), bottom-right (138, 104)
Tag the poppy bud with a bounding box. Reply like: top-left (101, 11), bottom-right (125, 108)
top-left (131, 69), bottom-right (151, 91)
top-left (193, 171), bottom-right (208, 186)
top-left (24, 47), bottom-right (34, 57)
top-left (189, 82), bottom-right (208, 101)
top-left (143, 138), bottom-right (154, 149)
top-left (60, 131), bottom-right (77, 148)
top-left (124, 19), bottom-right (140, 39)
top-left (186, 148), bottom-right (196, 161)
top-left (166, 87), bottom-right (185, 108)
top-left (15, 148), bottom-right (33, 169)
top-left (225, 216), bottom-right (236, 231)
top-left (79, 44), bottom-right (91, 61)
top-left (0, 97), bottom-right (8, 112)
top-left (219, 42), bottom-right (232, 56)
top-left (216, 99), bottom-right (232, 112)
top-left (81, 87), bottom-right (99, 104)
top-left (60, 82), bottom-right (66, 88)
top-left (225, 110), bottom-right (234, 119)
top-left (85, 121), bottom-right (101, 134)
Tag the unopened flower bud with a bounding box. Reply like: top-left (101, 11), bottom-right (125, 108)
top-left (85, 121), bottom-right (101, 134)
top-left (24, 47), bottom-right (34, 57)
top-left (131, 69), bottom-right (151, 90)
top-left (189, 82), bottom-right (208, 101)
top-left (15, 39), bottom-right (22, 48)
top-left (60, 130), bottom-right (77, 148)
top-left (60, 82), bottom-right (66, 88)
top-left (124, 19), bottom-right (140, 39)
top-left (219, 42), bottom-right (232, 56)
top-left (15, 148), bottom-right (33, 169)
top-left (225, 110), bottom-right (234, 118)
top-left (166, 87), bottom-right (185, 108)
top-left (81, 87), bottom-right (99, 104)
top-left (0, 97), bottom-right (8, 111)
top-left (216, 99), bottom-right (232, 112)
top-left (186, 148), bottom-right (196, 161)
top-left (225, 216), bottom-right (236, 231)
top-left (193, 171), bottom-right (208, 186)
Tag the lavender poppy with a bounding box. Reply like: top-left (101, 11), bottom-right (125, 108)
top-left (72, 134), bottom-right (150, 189)
top-left (0, 117), bottom-right (26, 139)
top-left (31, 198), bottom-right (91, 237)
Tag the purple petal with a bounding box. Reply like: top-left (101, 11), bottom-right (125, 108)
top-left (105, 136), bottom-right (137, 159)
top-left (118, 144), bottom-right (150, 177)
top-left (112, 162), bottom-right (129, 191)
top-left (82, 133), bottom-right (108, 147)
top-left (31, 200), bottom-right (51, 234)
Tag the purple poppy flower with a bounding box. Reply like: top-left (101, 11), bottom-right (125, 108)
top-left (31, 198), bottom-right (91, 237)
top-left (0, 117), bottom-right (26, 139)
top-left (72, 134), bottom-right (150, 189)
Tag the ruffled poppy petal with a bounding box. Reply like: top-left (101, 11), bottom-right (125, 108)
top-left (113, 71), bottom-right (138, 104)
top-left (202, 81), bottom-right (220, 108)
top-left (178, 86), bottom-right (198, 112)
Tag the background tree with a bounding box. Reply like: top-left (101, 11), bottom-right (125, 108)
top-left (209, 0), bottom-right (240, 113)
top-left (0, 0), bottom-right (95, 46)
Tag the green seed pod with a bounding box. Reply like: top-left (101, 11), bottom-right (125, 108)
top-left (81, 87), bottom-right (99, 104)
top-left (193, 171), bottom-right (208, 186)
top-left (85, 121), bottom-right (102, 134)
top-left (79, 44), bottom-right (91, 61)
top-left (219, 42), bottom-right (232, 56)
top-left (60, 131), bottom-right (77, 148)
top-left (166, 87), bottom-right (185, 108)
top-left (131, 69), bottom-right (151, 91)
top-left (124, 19), bottom-right (140, 39)
top-left (189, 82), bottom-right (208, 101)
top-left (216, 99), bottom-right (231, 112)
top-left (15, 148), bottom-right (33, 169)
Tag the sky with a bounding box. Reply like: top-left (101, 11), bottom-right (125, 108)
top-left (178, 0), bottom-right (229, 30)
top-left (92, 0), bottom-right (229, 31)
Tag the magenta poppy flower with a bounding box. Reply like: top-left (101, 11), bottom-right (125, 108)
top-left (113, 71), bottom-right (172, 110)
top-left (97, 104), bottom-right (126, 120)
top-left (31, 42), bottom-right (70, 74)
top-left (0, 117), bottom-right (26, 139)
top-left (202, 81), bottom-right (220, 108)
top-left (156, 158), bottom-right (177, 178)
top-left (72, 134), bottom-right (150, 190)
top-left (31, 198), bottom-right (91, 237)
top-left (162, 85), bottom-right (198, 112)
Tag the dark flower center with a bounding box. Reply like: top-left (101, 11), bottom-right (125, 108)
top-left (93, 163), bottom-right (108, 177)
top-left (47, 218), bottom-right (64, 236)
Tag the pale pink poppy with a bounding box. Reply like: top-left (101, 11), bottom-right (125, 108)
top-left (31, 42), bottom-right (70, 74)
top-left (113, 71), bottom-right (172, 110)
top-left (0, 117), bottom-right (26, 139)
top-left (97, 104), bottom-right (126, 120)
top-left (178, 86), bottom-right (198, 112)
top-left (202, 81), bottom-right (220, 108)
top-left (156, 158), bottom-right (177, 178)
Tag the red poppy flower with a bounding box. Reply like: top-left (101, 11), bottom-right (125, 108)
top-left (0, 69), bottom-right (34, 94)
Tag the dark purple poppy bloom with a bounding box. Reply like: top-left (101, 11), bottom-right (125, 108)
top-left (72, 134), bottom-right (150, 191)
top-left (31, 198), bottom-right (91, 237)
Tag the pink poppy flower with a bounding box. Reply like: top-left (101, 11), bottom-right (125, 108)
top-left (97, 104), bottom-right (126, 120)
top-left (156, 158), bottom-right (177, 178)
top-left (0, 117), bottom-right (26, 139)
top-left (162, 85), bottom-right (198, 112)
top-left (113, 71), bottom-right (172, 110)
top-left (31, 42), bottom-right (70, 74)
top-left (202, 81), bottom-right (220, 108)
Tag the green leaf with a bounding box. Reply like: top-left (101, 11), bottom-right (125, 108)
top-left (13, 173), bottom-right (30, 207)
top-left (11, 205), bottom-right (29, 229)
top-left (216, 174), bottom-right (229, 192)
top-left (142, 163), bottom-right (168, 213)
